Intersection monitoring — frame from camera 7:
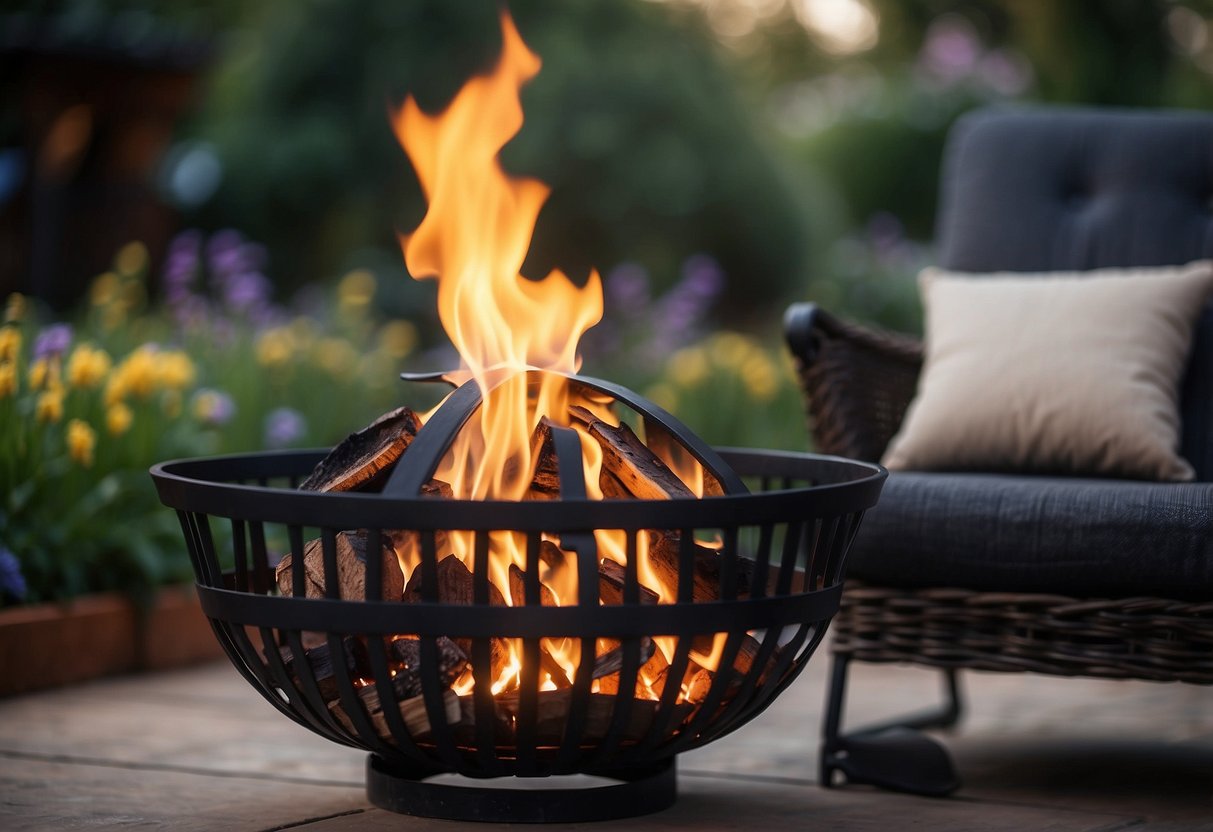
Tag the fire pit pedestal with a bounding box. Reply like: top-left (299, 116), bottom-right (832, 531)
top-left (367, 754), bottom-right (677, 822)
top-left (151, 447), bottom-right (884, 822)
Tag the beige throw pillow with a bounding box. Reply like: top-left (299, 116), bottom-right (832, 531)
top-left (882, 261), bottom-right (1213, 481)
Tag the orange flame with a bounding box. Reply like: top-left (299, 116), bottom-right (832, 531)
top-left (392, 10), bottom-right (602, 499)
top-left (389, 10), bottom-right (711, 703)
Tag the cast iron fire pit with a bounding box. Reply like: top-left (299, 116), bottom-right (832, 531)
top-left (151, 373), bottom-right (884, 823)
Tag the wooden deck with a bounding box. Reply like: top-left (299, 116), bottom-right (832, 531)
top-left (2, 647), bottom-right (1210, 830)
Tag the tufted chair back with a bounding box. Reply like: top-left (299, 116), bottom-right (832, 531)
top-left (934, 107), bottom-right (1213, 480)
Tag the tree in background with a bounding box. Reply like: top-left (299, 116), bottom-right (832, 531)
top-left (192, 0), bottom-right (811, 328)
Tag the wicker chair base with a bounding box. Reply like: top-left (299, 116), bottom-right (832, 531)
top-left (831, 583), bottom-right (1213, 684)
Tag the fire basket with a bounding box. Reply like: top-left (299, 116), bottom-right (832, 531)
top-left (151, 371), bottom-right (884, 823)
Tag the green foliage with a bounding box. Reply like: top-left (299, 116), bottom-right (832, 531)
top-left (193, 0), bottom-right (810, 318)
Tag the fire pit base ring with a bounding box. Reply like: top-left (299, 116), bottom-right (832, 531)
top-left (366, 754), bottom-right (677, 823)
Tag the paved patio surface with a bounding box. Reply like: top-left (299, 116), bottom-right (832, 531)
top-left (1, 645), bottom-right (1210, 830)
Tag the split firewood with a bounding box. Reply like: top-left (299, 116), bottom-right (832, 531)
top-left (537, 540), bottom-right (567, 585)
top-left (595, 640), bottom-right (669, 698)
top-left (330, 689), bottom-right (461, 739)
top-left (494, 690), bottom-right (663, 744)
top-left (402, 556), bottom-right (509, 680)
top-left (299, 406), bottom-right (422, 493)
top-left (368, 636), bottom-right (469, 700)
top-left (685, 667), bottom-right (715, 703)
top-left (275, 530), bottom-right (405, 602)
top-left (643, 425), bottom-right (725, 497)
top-left (591, 637), bottom-right (656, 679)
top-left (597, 559), bottom-right (660, 606)
top-left (273, 636), bottom-right (370, 701)
top-left (643, 532), bottom-right (755, 601)
top-left (508, 563), bottom-right (557, 608)
top-left (569, 406), bottom-right (694, 500)
top-left (527, 421), bottom-right (561, 500)
top-left (453, 695), bottom-right (515, 746)
top-left (403, 554), bottom-right (507, 606)
top-left (679, 633), bottom-right (768, 704)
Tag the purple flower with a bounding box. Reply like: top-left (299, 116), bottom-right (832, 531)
top-left (651, 254), bottom-right (724, 345)
top-left (679, 254), bottom-right (725, 301)
top-left (605, 262), bottom-right (651, 312)
top-left (221, 270), bottom-right (272, 316)
top-left (33, 323), bottom-right (72, 360)
top-left (979, 49), bottom-right (1032, 97)
top-left (0, 547), bottom-right (26, 601)
top-left (207, 230), bottom-right (267, 284)
top-left (918, 15), bottom-right (981, 84)
top-left (192, 388), bottom-right (236, 426)
top-left (264, 407), bottom-right (307, 449)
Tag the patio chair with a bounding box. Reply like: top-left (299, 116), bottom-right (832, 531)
top-left (784, 105), bottom-right (1213, 796)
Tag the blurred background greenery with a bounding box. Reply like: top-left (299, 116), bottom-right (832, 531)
top-left (0, 0), bottom-right (1211, 603)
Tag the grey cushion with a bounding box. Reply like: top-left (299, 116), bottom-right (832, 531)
top-left (847, 472), bottom-right (1213, 601)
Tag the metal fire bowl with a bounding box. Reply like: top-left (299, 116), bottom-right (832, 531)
top-left (151, 448), bottom-right (884, 820)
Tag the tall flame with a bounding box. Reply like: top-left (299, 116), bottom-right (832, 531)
top-left (389, 10), bottom-right (717, 703)
top-left (392, 9), bottom-right (603, 503)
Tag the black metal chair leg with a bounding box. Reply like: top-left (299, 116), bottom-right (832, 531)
top-left (820, 653), bottom-right (962, 797)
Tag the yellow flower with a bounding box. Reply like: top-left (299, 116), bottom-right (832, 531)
top-left (90, 272), bottom-right (118, 307)
top-left (115, 346), bottom-right (158, 399)
top-left (742, 358), bottom-right (779, 401)
top-left (643, 383), bottom-right (679, 413)
top-left (708, 332), bottom-right (756, 369)
top-left (36, 390), bottom-right (63, 424)
top-left (66, 419), bottom-right (95, 467)
top-left (0, 327), bottom-right (20, 362)
top-left (106, 402), bottom-right (133, 435)
top-left (313, 337), bottom-right (358, 377)
top-left (0, 363), bottom-right (16, 398)
top-left (4, 293), bottom-right (25, 323)
top-left (288, 316), bottom-right (319, 350)
top-left (66, 344), bottom-right (112, 390)
top-left (337, 269), bottom-right (376, 308)
top-left (161, 389), bottom-right (182, 419)
top-left (29, 357), bottom-right (60, 392)
top-left (154, 350), bottom-right (196, 390)
top-left (115, 241), bottom-right (149, 277)
top-left (256, 327), bottom-right (294, 368)
top-left (667, 347), bottom-right (710, 389)
top-left (378, 320), bottom-right (418, 359)
top-left (103, 372), bottom-right (127, 407)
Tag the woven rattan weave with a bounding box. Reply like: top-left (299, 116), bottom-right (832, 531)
top-left (833, 583), bottom-right (1213, 684)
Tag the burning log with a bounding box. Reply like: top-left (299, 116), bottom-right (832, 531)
top-left (595, 640), bottom-right (669, 698)
top-left (569, 406), bottom-right (694, 500)
top-left (644, 426), bottom-right (725, 497)
top-left (299, 406), bottom-right (422, 493)
top-left (669, 633), bottom-right (768, 704)
top-left (508, 563), bottom-right (556, 608)
top-left (274, 636), bottom-right (370, 702)
top-left (494, 690), bottom-right (666, 744)
top-left (330, 690), bottom-right (462, 739)
top-left (597, 559), bottom-right (659, 606)
top-left (591, 637), bottom-right (656, 679)
top-left (403, 553), bottom-right (507, 607)
top-left (382, 636), bottom-right (469, 698)
top-left (643, 533), bottom-right (755, 602)
top-left (527, 421), bottom-right (561, 500)
top-left (402, 555), bottom-right (510, 681)
top-left (274, 531), bottom-right (405, 602)
top-left (568, 405), bottom-right (755, 602)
